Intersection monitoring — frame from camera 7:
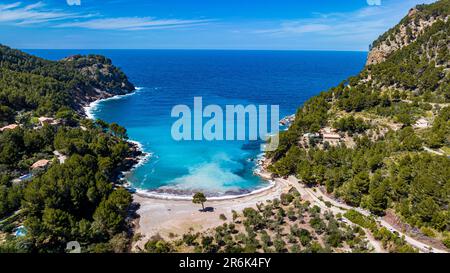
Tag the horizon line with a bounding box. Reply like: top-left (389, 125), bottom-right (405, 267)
top-left (20, 48), bottom-right (369, 53)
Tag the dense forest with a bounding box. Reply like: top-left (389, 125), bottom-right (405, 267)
top-left (0, 45), bottom-right (138, 252)
top-left (267, 0), bottom-right (450, 248)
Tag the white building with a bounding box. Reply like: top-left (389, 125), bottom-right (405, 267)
top-left (413, 118), bottom-right (429, 129)
top-left (322, 133), bottom-right (341, 146)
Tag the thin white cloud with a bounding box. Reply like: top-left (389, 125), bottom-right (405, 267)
top-left (24, 1), bottom-right (45, 10)
top-left (0, 2), bottom-right (21, 10)
top-left (0, 1), bottom-right (211, 31)
top-left (255, 23), bottom-right (330, 35)
top-left (254, 0), bottom-right (437, 43)
top-left (56, 17), bottom-right (212, 31)
top-left (0, 1), bottom-right (83, 24)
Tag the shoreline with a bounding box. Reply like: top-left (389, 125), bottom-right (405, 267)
top-left (130, 151), bottom-right (284, 249)
top-left (133, 179), bottom-right (276, 201)
top-left (83, 87), bottom-right (144, 119)
top-left (132, 167), bottom-right (289, 250)
top-left (83, 87), bottom-right (283, 202)
top-left (130, 153), bottom-right (276, 201)
top-left (81, 87), bottom-right (151, 186)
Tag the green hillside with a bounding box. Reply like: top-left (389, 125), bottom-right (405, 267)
top-left (268, 0), bottom-right (450, 247)
top-left (0, 45), bottom-right (134, 122)
top-left (0, 46), bottom-right (137, 253)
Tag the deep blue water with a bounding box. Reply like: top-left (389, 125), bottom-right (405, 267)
top-left (26, 50), bottom-right (366, 197)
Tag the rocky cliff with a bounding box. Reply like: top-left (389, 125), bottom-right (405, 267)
top-left (367, 1), bottom-right (450, 65)
top-left (60, 54), bottom-right (136, 111)
top-left (61, 54), bottom-right (135, 95)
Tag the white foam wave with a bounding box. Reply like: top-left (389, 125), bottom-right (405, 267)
top-left (81, 87), bottom-right (153, 188)
top-left (127, 140), bottom-right (152, 169)
top-left (161, 162), bottom-right (243, 193)
top-left (83, 87), bottom-right (144, 120)
top-left (134, 179), bottom-right (275, 201)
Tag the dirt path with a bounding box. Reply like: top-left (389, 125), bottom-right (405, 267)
top-left (274, 176), bottom-right (385, 252)
top-left (290, 177), bottom-right (448, 253)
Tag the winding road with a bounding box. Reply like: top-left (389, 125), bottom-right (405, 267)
top-left (277, 175), bottom-right (448, 253)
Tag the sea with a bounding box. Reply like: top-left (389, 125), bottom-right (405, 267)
top-left (26, 49), bottom-right (367, 198)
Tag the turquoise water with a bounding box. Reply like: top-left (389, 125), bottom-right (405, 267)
top-left (27, 50), bottom-right (366, 197)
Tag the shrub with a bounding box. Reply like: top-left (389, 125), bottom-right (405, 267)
top-left (280, 193), bottom-right (294, 205)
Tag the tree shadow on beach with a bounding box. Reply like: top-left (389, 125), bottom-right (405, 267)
top-left (128, 202), bottom-right (141, 219)
top-left (200, 207), bottom-right (214, 212)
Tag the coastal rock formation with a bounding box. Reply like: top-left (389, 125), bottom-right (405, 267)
top-left (61, 54), bottom-right (135, 95)
top-left (60, 55), bottom-right (135, 112)
top-left (366, 6), bottom-right (449, 65)
top-left (0, 44), bottom-right (135, 116)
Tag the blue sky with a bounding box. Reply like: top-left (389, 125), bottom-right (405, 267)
top-left (0, 0), bottom-right (436, 50)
